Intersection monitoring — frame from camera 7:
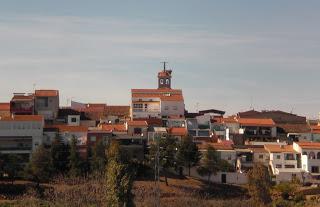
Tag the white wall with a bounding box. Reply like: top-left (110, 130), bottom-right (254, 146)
top-left (0, 120), bottom-right (44, 153)
top-left (160, 101), bottom-right (184, 117)
top-left (185, 167), bottom-right (248, 185)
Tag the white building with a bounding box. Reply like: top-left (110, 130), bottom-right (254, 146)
top-left (131, 68), bottom-right (185, 119)
top-left (293, 142), bottom-right (320, 175)
top-left (265, 144), bottom-right (302, 183)
top-left (0, 115), bottom-right (44, 157)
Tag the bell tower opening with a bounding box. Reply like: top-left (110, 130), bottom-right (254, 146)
top-left (158, 62), bottom-right (172, 89)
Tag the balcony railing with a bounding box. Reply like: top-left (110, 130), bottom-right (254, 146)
top-left (133, 108), bottom-right (160, 113)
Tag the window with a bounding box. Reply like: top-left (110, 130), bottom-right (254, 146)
top-left (276, 164), bottom-right (282, 168)
top-left (160, 79), bottom-right (164, 84)
top-left (166, 79), bottom-right (170, 84)
top-left (285, 165), bottom-right (295, 169)
top-left (90, 136), bottom-right (96, 142)
top-left (259, 155), bottom-right (264, 159)
top-left (144, 104), bottom-right (148, 109)
top-left (285, 153), bottom-right (295, 160)
top-left (276, 155), bottom-right (281, 159)
top-left (302, 151), bottom-right (308, 156)
top-left (134, 128), bottom-right (142, 134)
top-left (311, 166), bottom-right (320, 173)
top-left (317, 152), bottom-right (320, 159)
top-left (133, 104), bottom-right (143, 108)
top-left (164, 106), bottom-right (169, 110)
top-left (172, 106), bottom-right (178, 110)
top-left (309, 151), bottom-right (316, 160)
top-left (228, 155), bottom-right (232, 160)
top-left (71, 117), bottom-right (77, 123)
top-left (37, 97), bottom-right (49, 107)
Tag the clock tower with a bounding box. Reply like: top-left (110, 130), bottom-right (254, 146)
top-left (158, 62), bottom-right (172, 89)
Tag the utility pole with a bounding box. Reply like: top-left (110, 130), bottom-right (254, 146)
top-left (154, 134), bottom-right (161, 207)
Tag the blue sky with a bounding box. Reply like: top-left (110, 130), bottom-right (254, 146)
top-left (0, 0), bottom-right (319, 118)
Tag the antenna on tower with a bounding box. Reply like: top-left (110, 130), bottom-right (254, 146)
top-left (160, 61), bottom-right (168, 71)
top-left (33, 83), bottom-right (36, 91)
top-left (195, 102), bottom-right (200, 113)
top-left (250, 96), bottom-right (254, 110)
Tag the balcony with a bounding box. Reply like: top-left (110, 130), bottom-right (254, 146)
top-left (11, 106), bottom-right (34, 114)
top-left (133, 108), bottom-right (160, 113)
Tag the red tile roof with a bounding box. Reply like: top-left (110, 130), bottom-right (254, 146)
top-left (105, 105), bottom-right (130, 116)
top-left (158, 70), bottom-right (172, 77)
top-left (127, 120), bottom-right (148, 126)
top-left (278, 124), bottom-right (311, 133)
top-left (35, 90), bottom-right (59, 97)
top-left (133, 118), bottom-right (163, 126)
top-left (168, 127), bottom-right (187, 136)
top-left (0, 103), bottom-right (10, 111)
top-left (238, 118), bottom-right (275, 127)
top-left (11, 94), bottom-right (34, 101)
top-left (131, 89), bottom-right (184, 101)
top-left (297, 142), bottom-right (320, 150)
top-left (264, 144), bottom-right (296, 153)
top-left (101, 124), bottom-right (127, 132)
top-left (197, 142), bottom-right (234, 151)
top-left (48, 125), bottom-right (88, 132)
top-left (0, 115), bottom-right (43, 122)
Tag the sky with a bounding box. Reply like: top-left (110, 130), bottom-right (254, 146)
top-left (0, 0), bottom-right (319, 118)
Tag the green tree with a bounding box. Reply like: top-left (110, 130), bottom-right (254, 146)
top-left (3, 154), bottom-right (23, 184)
top-left (150, 136), bottom-right (177, 186)
top-left (91, 140), bottom-right (107, 174)
top-left (274, 182), bottom-right (298, 200)
top-left (68, 136), bottom-right (82, 177)
top-left (27, 145), bottom-right (53, 185)
top-left (106, 140), bottom-right (134, 207)
top-left (247, 163), bottom-right (272, 206)
top-left (51, 135), bottom-right (70, 175)
top-left (176, 136), bottom-right (201, 176)
top-left (197, 146), bottom-right (221, 182)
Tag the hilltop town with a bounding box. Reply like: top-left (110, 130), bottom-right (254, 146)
top-left (1, 66), bottom-right (320, 206)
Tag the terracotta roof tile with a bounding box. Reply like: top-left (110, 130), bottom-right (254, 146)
top-left (105, 105), bottom-right (130, 116)
top-left (0, 115), bottom-right (43, 122)
top-left (127, 120), bottom-right (148, 126)
top-left (168, 127), bottom-right (187, 136)
top-left (131, 89), bottom-right (184, 101)
top-left (264, 144), bottom-right (296, 153)
top-left (297, 142), bottom-right (320, 150)
top-left (47, 125), bottom-right (88, 132)
top-left (101, 124), bottom-right (127, 132)
top-left (0, 103), bottom-right (10, 111)
top-left (278, 123), bottom-right (311, 133)
top-left (35, 90), bottom-right (59, 97)
top-left (238, 118), bottom-right (275, 127)
top-left (11, 94), bottom-right (34, 101)
top-left (197, 142), bottom-right (234, 151)
top-left (158, 70), bottom-right (172, 77)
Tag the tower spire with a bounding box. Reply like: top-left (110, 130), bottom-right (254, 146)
top-left (160, 61), bottom-right (168, 71)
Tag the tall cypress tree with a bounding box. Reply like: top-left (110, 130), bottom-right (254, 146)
top-left (106, 140), bottom-right (134, 207)
top-left (68, 136), bottom-right (82, 177)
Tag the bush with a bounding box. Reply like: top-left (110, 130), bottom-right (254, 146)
top-left (273, 199), bottom-right (292, 207)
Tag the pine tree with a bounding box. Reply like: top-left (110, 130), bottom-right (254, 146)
top-left (176, 136), bottom-right (201, 176)
top-left (91, 139), bottom-right (107, 174)
top-left (51, 135), bottom-right (70, 175)
top-left (4, 154), bottom-right (23, 184)
top-left (197, 146), bottom-right (221, 182)
top-left (27, 145), bottom-right (53, 185)
top-left (149, 136), bottom-right (177, 186)
top-left (68, 136), bottom-right (82, 177)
